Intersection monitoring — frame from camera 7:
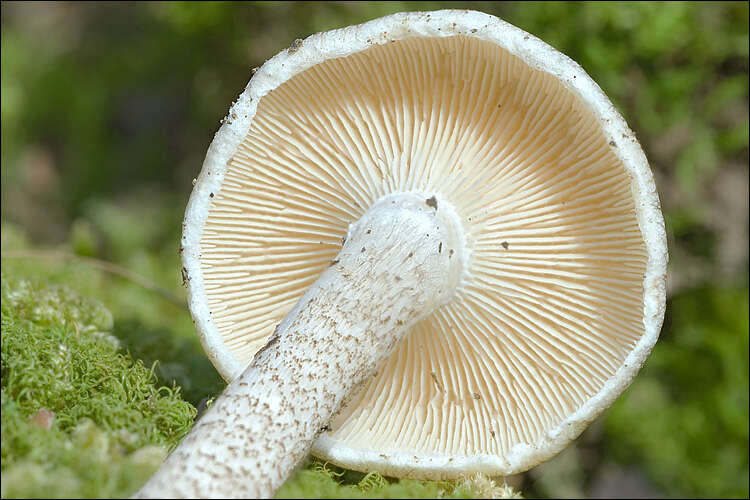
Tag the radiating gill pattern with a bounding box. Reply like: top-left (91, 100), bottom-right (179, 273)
top-left (200, 35), bottom-right (647, 458)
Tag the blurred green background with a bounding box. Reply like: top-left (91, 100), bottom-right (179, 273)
top-left (1, 1), bottom-right (748, 498)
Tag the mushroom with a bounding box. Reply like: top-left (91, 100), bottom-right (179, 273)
top-left (136, 9), bottom-right (667, 499)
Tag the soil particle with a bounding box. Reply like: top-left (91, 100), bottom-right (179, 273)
top-left (287, 38), bottom-right (304, 54)
top-left (30, 408), bottom-right (55, 429)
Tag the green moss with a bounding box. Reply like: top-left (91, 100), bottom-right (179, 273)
top-left (1, 272), bottom-right (196, 498)
top-left (276, 460), bottom-right (475, 499)
top-left (1, 398), bottom-right (166, 498)
top-left (1, 220), bottom-right (226, 407)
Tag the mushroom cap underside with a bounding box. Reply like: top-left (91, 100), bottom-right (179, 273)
top-left (181, 10), bottom-right (668, 478)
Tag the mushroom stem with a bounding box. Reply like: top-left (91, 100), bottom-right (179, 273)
top-left (135, 192), bottom-right (465, 498)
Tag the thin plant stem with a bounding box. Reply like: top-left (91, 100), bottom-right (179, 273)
top-left (2, 249), bottom-right (186, 309)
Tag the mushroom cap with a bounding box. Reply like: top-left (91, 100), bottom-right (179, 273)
top-left (181, 10), bottom-right (668, 479)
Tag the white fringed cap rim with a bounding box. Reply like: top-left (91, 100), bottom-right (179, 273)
top-left (181, 9), bottom-right (668, 479)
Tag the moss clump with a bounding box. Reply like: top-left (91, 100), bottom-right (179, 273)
top-left (1, 397), bottom-right (166, 498)
top-left (276, 460), bottom-right (523, 499)
top-left (276, 460), bottom-right (476, 499)
top-left (1, 273), bottom-right (196, 498)
top-left (1, 219), bottom-right (226, 408)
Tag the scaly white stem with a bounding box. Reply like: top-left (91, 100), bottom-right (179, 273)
top-left (134, 192), bottom-right (466, 498)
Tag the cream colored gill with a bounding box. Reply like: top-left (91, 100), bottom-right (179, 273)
top-left (199, 34), bottom-right (646, 461)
